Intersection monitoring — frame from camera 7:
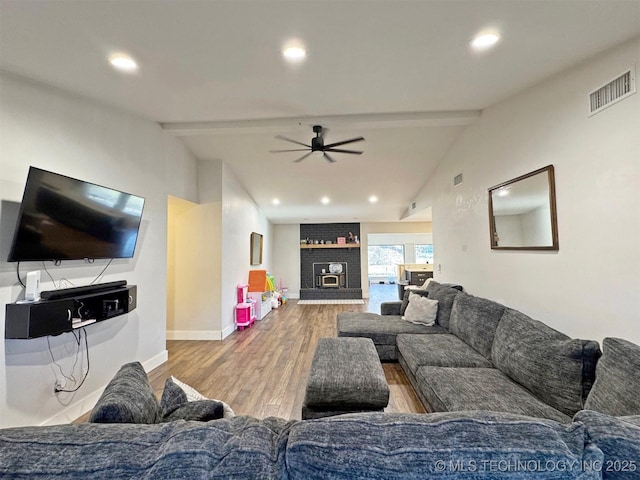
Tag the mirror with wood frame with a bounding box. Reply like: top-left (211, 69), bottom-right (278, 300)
top-left (250, 232), bottom-right (263, 265)
top-left (488, 165), bottom-right (558, 250)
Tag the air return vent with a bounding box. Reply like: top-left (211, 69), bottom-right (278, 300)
top-left (453, 173), bottom-right (463, 186)
top-left (589, 68), bottom-right (636, 116)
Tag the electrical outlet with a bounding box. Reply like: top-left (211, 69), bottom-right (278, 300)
top-left (54, 378), bottom-right (66, 393)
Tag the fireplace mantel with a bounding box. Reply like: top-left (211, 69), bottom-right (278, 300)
top-left (300, 244), bottom-right (360, 249)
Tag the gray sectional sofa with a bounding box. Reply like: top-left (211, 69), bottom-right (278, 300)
top-left (2, 285), bottom-right (639, 478)
top-left (1, 358), bottom-right (639, 479)
top-left (338, 281), bottom-right (629, 424)
top-left (4, 409), bottom-right (638, 479)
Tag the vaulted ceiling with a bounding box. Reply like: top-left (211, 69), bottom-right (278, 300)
top-left (2, 1), bottom-right (639, 223)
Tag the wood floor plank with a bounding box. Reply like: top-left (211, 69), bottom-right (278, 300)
top-left (76, 297), bottom-right (425, 422)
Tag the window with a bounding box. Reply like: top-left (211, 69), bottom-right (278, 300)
top-left (415, 244), bottom-right (433, 264)
top-left (368, 245), bottom-right (405, 280)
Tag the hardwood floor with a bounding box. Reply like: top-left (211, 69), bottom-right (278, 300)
top-left (78, 297), bottom-right (425, 422)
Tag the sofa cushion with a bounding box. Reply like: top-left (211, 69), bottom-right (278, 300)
top-left (286, 411), bottom-right (600, 479)
top-left (0, 416), bottom-right (295, 479)
top-left (449, 291), bottom-right (505, 359)
top-left (158, 378), bottom-right (224, 422)
top-left (162, 400), bottom-right (225, 422)
top-left (584, 337), bottom-right (640, 416)
top-left (160, 376), bottom-right (188, 415)
top-left (89, 362), bottom-right (160, 424)
top-left (397, 334), bottom-right (493, 373)
top-left (424, 281), bottom-right (461, 330)
top-left (402, 293), bottom-right (438, 326)
top-left (399, 288), bottom-right (429, 315)
top-left (380, 301), bottom-right (402, 316)
top-left (491, 308), bottom-right (601, 417)
top-left (574, 410), bottom-right (640, 480)
top-left (337, 312), bottom-right (447, 361)
top-left (415, 366), bottom-right (570, 423)
top-left (160, 376), bottom-right (234, 420)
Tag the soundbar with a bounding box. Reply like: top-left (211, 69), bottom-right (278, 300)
top-left (40, 280), bottom-right (128, 300)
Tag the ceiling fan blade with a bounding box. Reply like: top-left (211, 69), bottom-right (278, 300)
top-left (323, 153), bottom-right (337, 163)
top-left (269, 148), bottom-right (310, 153)
top-left (323, 136), bottom-right (365, 149)
top-left (275, 135), bottom-right (311, 148)
top-left (325, 148), bottom-right (363, 155)
top-left (293, 151), bottom-right (314, 163)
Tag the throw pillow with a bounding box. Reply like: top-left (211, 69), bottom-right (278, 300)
top-left (89, 361), bottom-right (160, 424)
top-left (161, 376), bottom-right (235, 420)
top-left (170, 376), bottom-right (207, 401)
top-left (162, 399), bottom-right (225, 422)
top-left (160, 377), bottom-right (189, 417)
top-left (399, 289), bottom-right (429, 315)
top-left (402, 293), bottom-right (438, 326)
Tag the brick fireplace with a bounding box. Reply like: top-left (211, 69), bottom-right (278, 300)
top-left (299, 223), bottom-right (362, 300)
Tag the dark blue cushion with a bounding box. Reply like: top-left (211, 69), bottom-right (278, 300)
top-left (286, 411), bottom-right (602, 479)
top-left (575, 410), bottom-right (640, 480)
top-left (0, 416), bottom-right (294, 479)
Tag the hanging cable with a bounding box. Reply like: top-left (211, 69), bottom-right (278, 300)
top-left (90, 258), bottom-right (113, 284)
top-left (16, 262), bottom-right (26, 288)
top-left (50, 328), bottom-right (90, 394)
top-left (42, 261), bottom-right (57, 287)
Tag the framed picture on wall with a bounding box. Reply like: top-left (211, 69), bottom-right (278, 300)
top-left (250, 232), bottom-right (263, 265)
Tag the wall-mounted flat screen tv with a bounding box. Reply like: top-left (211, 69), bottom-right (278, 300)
top-left (7, 167), bottom-right (145, 262)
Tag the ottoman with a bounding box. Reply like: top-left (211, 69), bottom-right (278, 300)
top-left (302, 337), bottom-right (390, 419)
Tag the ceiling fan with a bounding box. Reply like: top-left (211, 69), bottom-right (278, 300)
top-left (270, 125), bottom-right (365, 163)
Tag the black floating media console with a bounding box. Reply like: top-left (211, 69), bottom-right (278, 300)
top-left (5, 281), bottom-right (137, 339)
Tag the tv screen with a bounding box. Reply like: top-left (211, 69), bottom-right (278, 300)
top-left (7, 167), bottom-right (145, 262)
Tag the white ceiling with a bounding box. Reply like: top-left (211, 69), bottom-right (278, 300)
top-left (2, 1), bottom-right (639, 224)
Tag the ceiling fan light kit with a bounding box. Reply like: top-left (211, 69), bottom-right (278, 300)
top-left (270, 125), bottom-right (365, 163)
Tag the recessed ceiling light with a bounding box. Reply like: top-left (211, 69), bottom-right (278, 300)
top-left (272, 198), bottom-right (280, 205)
top-left (471, 32), bottom-right (501, 51)
top-left (108, 53), bottom-right (138, 72)
top-left (369, 195), bottom-right (378, 203)
top-left (321, 196), bottom-right (330, 205)
top-left (283, 46), bottom-right (306, 62)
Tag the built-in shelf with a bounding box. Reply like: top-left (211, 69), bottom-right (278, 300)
top-left (300, 244), bottom-right (360, 249)
top-left (5, 285), bottom-right (137, 339)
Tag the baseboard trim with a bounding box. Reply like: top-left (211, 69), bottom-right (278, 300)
top-left (167, 330), bottom-right (222, 340)
top-left (221, 324), bottom-right (236, 339)
top-left (41, 388), bottom-right (104, 427)
top-left (143, 349), bottom-right (169, 372)
top-left (40, 349), bottom-right (169, 427)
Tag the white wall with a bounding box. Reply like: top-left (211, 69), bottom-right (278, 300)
top-left (167, 159), bottom-right (272, 339)
top-left (0, 73), bottom-right (199, 427)
top-left (219, 162), bottom-right (272, 336)
top-left (167, 197), bottom-right (222, 339)
top-left (413, 37), bottom-right (640, 345)
top-left (272, 224), bottom-right (301, 299)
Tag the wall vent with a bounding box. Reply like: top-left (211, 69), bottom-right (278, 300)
top-left (589, 68), bottom-right (636, 116)
top-left (453, 173), bottom-right (463, 186)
